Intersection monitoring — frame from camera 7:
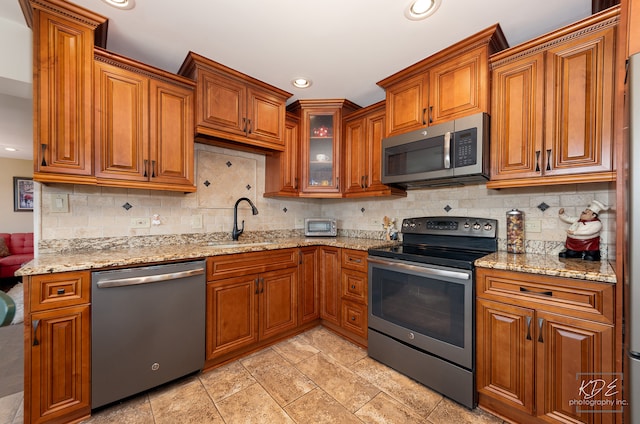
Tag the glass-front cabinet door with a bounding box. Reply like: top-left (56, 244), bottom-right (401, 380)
top-left (306, 110), bottom-right (337, 192)
top-left (289, 99), bottom-right (360, 196)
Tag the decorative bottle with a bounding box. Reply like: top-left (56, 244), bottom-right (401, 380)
top-left (506, 209), bottom-right (525, 254)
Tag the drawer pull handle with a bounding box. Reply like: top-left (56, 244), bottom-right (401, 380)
top-left (350, 258), bottom-right (362, 263)
top-left (525, 316), bottom-right (532, 341)
top-left (520, 287), bottom-right (552, 297)
top-left (57, 288), bottom-right (65, 295)
top-left (351, 285), bottom-right (356, 289)
top-left (32, 320), bottom-right (40, 346)
top-left (538, 318), bottom-right (544, 343)
top-left (351, 316), bottom-right (356, 321)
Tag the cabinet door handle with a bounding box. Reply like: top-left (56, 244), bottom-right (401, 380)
top-left (32, 320), bottom-right (40, 346)
top-left (294, 177), bottom-right (299, 190)
top-left (151, 160), bottom-right (156, 178)
top-left (364, 175), bottom-right (369, 188)
top-left (535, 150), bottom-right (541, 172)
top-left (255, 278), bottom-right (259, 294)
top-left (351, 316), bottom-right (356, 321)
top-left (422, 108), bottom-right (427, 125)
top-left (429, 106), bottom-right (433, 124)
top-left (525, 316), bottom-right (532, 340)
top-left (351, 284), bottom-right (356, 289)
top-left (260, 277), bottom-right (264, 294)
top-left (247, 119), bottom-right (252, 134)
top-left (360, 176), bottom-right (365, 188)
top-left (40, 143), bottom-right (48, 167)
top-left (546, 149), bottom-right (552, 171)
top-left (242, 118), bottom-right (247, 133)
top-left (520, 287), bottom-right (553, 297)
top-left (336, 177), bottom-right (339, 190)
top-left (144, 159), bottom-right (149, 177)
top-left (537, 318), bottom-right (544, 343)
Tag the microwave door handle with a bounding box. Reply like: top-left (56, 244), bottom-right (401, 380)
top-left (443, 131), bottom-right (451, 169)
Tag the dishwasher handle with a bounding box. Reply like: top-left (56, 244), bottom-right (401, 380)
top-left (96, 267), bottom-right (205, 289)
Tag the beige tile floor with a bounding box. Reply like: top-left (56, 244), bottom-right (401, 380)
top-left (1, 327), bottom-right (507, 424)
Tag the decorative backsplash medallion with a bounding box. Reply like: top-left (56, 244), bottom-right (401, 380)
top-left (196, 150), bottom-right (257, 209)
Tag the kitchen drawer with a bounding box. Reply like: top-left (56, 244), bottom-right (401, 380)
top-left (28, 271), bottom-right (91, 312)
top-left (476, 268), bottom-right (614, 324)
top-left (341, 269), bottom-right (367, 304)
top-left (341, 249), bottom-right (367, 273)
top-left (341, 299), bottom-right (367, 339)
top-left (207, 248), bottom-right (298, 281)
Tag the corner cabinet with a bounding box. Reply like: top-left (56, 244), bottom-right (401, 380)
top-left (476, 267), bottom-right (617, 424)
top-left (94, 49), bottom-right (196, 192)
top-left (287, 99), bottom-right (360, 197)
top-left (377, 24), bottom-right (508, 137)
top-left (487, 7), bottom-right (619, 188)
top-left (343, 101), bottom-right (406, 198)
top-left (24, 271), bottom-right (92, 424)
top-left (28, 0), bottom-right (107, 185)
top-left (178, 52), bottom-right (292, 153)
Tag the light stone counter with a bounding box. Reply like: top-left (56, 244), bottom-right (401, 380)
top-left (16, 237), bottom-right (398, 276)
top-left (475, 251), bottom-right (616, 284)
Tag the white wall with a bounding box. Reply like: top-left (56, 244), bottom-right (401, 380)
top-left (0, 157), bottom-right (34, 233)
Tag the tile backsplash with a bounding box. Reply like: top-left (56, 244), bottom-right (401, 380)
top-left (36, 143), bottom-right (615, 258)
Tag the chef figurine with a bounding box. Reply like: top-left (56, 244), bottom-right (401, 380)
top-left (558, 200), bottom-right (608, 261)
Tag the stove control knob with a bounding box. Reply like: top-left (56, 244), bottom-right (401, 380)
top-left (484, 223), bottom-right (493, 231)
top-left (473, 222), bottom-right (481, 230)
top-left (463, 221), bottom-right (470, 229)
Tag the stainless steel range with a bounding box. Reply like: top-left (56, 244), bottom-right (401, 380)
top-left (367, 216), bottom-right (498, 409)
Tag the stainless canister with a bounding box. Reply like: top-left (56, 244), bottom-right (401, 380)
top-left (506, 208), bottom-right (525, 254)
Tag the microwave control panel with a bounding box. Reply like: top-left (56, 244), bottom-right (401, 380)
top-left (454, 128), bottom-right (477, 167)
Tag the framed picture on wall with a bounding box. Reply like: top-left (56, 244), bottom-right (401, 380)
top-left (13, 177), bottom-right (33, 212)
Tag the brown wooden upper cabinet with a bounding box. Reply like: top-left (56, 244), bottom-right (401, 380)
top-left (342, 101), bottom-right (406, 198)
top-left (178, 52), bottom-right (292, 153)
top-left (264, 112), bottom-right (301, 197)
top-left (488, 7), bottom-right (619, 188)
top-left (377, 24), bottom-right (508, 137)
top-left (94, 49), bottom-right (196, 192)
top-left (28, 0), bottom-right (107, 185)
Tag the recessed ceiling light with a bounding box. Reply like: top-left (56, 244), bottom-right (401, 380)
top-left (292, 78), bottom-right (312, 89)
top-left (4, 147), bottom-right (18, 152)
top-left (404, 0), bottom-right (441, 21)
top-left (100, 0), bottom-right (135, 10)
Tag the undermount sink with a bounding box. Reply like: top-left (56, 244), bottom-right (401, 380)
top-left (206, 241), bottom-right (275, 248)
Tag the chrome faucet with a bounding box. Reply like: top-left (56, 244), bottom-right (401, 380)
top-left (232, 197), bottom-right (259, 240)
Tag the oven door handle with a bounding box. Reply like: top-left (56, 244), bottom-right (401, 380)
top-left (368, 257), bottom-right (470, 280)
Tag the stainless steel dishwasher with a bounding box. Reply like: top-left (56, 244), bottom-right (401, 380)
top-left (91, 260), bottom-right (206, 409)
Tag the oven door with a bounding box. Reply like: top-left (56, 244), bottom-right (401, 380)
top-left (368, 256), bottom-right (474, 369)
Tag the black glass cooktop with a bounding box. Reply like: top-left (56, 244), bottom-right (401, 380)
top-left (368, 244), bottom-right (491, 270)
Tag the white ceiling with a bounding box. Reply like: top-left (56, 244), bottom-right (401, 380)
top-left (0, 0), bottom-right (595, 161)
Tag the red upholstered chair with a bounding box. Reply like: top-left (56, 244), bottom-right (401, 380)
top-left (0, 233), bottom-right (34, 279)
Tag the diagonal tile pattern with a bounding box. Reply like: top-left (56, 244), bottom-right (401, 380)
top-left (0, 327), bottom-right (507, 424)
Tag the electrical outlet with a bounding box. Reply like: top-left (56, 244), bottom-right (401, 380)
top-left (130, 217), bottom-right (150, 228)
top-left (191, 215), bottom-right (203, 229)
top-left (51, 194), bottom-right (69, 213)
top-left (525, 220), bottom-right (541, 233)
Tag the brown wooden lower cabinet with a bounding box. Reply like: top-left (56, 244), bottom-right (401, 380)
top-left (24, 271), bottom-right (92, 424)
top-left (476, 267), bottom-right (617, 424)
top-left (319, 246), bottom-right (342, 325)
top-left (206, 250), bottom-right (298, 365)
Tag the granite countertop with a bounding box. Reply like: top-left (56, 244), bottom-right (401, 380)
top-left (16, 237), bottom-right (398, 276)
top-left (475, 251), bottom-right (616, 284)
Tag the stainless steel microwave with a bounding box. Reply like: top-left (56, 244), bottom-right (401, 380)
top-left (381, 112), bottom-right (490, 189)
top-left (304, 218), bottom-right (337, 237)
